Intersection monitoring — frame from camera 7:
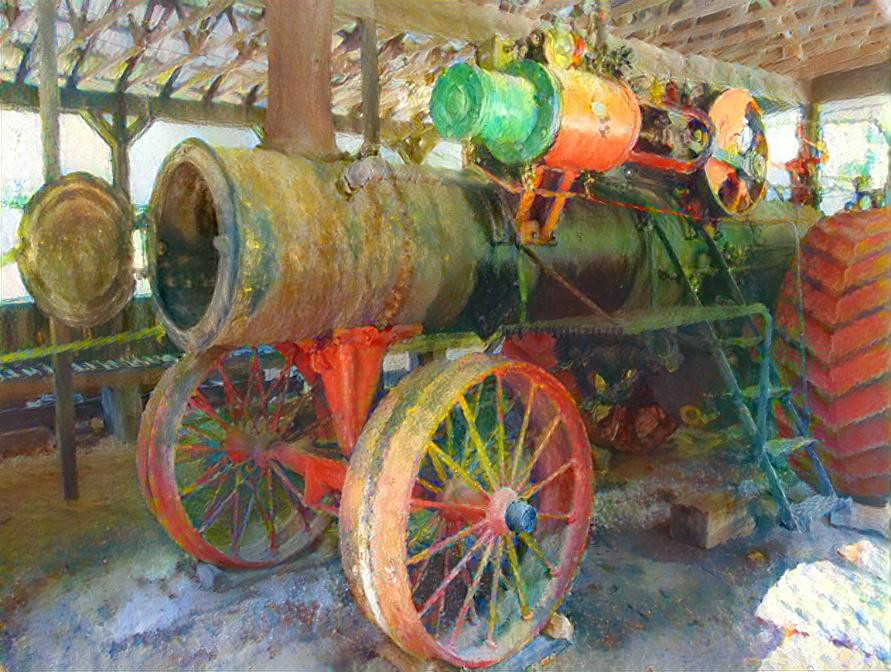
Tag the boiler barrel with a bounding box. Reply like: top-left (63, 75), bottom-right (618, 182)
top-left (148, 140), bottom-right (810, 352)
top-left (149, 140), bottom-right (493, 351)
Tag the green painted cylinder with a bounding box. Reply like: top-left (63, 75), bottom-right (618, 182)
top-left (431, 63), bottom-right (537, 145)
top-left (430, 60), bottom-right (560, 165)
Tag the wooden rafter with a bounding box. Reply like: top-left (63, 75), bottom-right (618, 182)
top-left (58, 0), bottom-right (143, 58)
top-left (75, 0), bottom-right (234, 86)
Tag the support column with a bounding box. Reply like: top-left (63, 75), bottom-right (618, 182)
top-left (81, 100), bottom-right (150, 443)
top-left (38, 0), bottom-right (78, 500)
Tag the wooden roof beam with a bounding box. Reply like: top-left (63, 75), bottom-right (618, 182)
top-left (58, 0), bottom-right (143, 58)
top-left (76, 0), bottom-right (234, 87)
top-left (127, 14), bottom-right (264, 92)
top-left (614, 0), bottom-right (751, 39)
top-left (305, 0), bottom-right (805, 103)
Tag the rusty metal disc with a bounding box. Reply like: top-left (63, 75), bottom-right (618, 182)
top-left (17, 172), bottom-right (134, 327)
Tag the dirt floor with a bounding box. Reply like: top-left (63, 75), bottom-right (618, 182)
top-left (1, 434), bottom-right (888, 672)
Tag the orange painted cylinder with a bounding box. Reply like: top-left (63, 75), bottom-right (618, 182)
top-left (544, 69), bottom-right (641, 173)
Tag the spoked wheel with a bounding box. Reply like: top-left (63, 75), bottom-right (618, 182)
top-left (140, 344), bottom-right (333, 569)
top-left (341, 354), bottom-right (593, 668)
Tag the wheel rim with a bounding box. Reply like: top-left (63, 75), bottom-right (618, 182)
top-left (341, 354), bottom-right (593, 668)
top-left (145, 344), bottom-right (332, 569)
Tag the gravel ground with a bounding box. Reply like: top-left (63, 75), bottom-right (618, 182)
top-left (1, 436), bottom-right (887, 671)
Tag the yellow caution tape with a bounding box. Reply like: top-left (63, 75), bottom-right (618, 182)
top-left (0, 324), bottom-right (166, 364)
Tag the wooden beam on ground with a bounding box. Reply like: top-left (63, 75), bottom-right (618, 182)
top-left (809, 60), bottom-right (891, 103)
top-left (0, 367), bottom-right (167, 405)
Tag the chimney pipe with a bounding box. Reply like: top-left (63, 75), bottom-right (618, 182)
top-left (264, 0), bottom-right (338, 158)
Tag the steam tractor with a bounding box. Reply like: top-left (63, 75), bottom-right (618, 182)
top-left (20, 21), bottom-right (882, 671)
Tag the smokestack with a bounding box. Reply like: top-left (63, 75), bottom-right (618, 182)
top-left (264, 0), bottom-right (339, 158)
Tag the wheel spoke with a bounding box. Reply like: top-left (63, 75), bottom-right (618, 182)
top-left (407, 519), bottom-right (487, 567)
top-left (408, 514), bottom-right (442, 552)
top-left (448, 535), bottom-right (496, 647)
top-left (253, 469), bottom-right (277, 552)
top-left (457, 397), bottom-right (498, 490)
top-left (198, 472), bottom-right (238, 534)
top-left (230, 485), bottom-right (254, 554)
top-left (521, 460), bottom-right (574, 500)
top-left (410, 498), bottom-right (487, 518)
top-left (189, 389), bottom-right (234, 431)
top-left (513, 415), bottom-right (562, 490)
top-left (270, 460), bottom-right (308, 509)
top-left (426, 442), bottom-right (489, 498)
top-left (180, 458), bottom-right (229, 496)
top-left (410, 520), bottom-right (444, 597)
top-left (175, 441), bottom-right (216, 462)
top-left (419, 531), bottom-right (492, 616)
top-left (416, 477), bottom-right (443, 495)
top-left (216, 361), bottom-right (247, 425)
top-left (496, 375), bottom-right (507, 485)
top-left (504, 538), bottom-right (532, 620)
top-left (182, 418), bottom-right (225, 443)
top-left (519, 531), bottom-right (556, 576)
top-left (510, 385), bottom-right (537, 485)
top-left (486, 538), bottom-right (505, 648)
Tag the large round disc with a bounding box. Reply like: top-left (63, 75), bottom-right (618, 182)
top-left (17, 172), bottom-right (134, 327)
top-left (700, 89), bottom-right (768, 217)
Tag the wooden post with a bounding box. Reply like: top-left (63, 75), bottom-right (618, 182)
top-left (802, 103), bottom-right (822, 209)
top-left (264, 0), bottom-right (338, 158)
top-left (99, 96), bottom-right (146, 443)
top-left (359, 16), bottom-right (380, 155)
top-left (37, 0), bottom-right (78, 500)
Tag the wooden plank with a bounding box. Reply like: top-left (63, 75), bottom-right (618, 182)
top-left (127, 17), bottom-right (266, 92)
top-left (614, 0), bottom-right (749, 39)
top-left (810, 59), bottom-right (891, 102)
top-left (76, 0), bottom-right (235, 86)
top-left (791, 44), bottom-right (889, 81)
top-left (669, 491), bottom-right (756, 549)
top-left (705, 8), bottom-right (879, 64)
top-left (0, 81), bottom-right (415, 139)
top-left (0, 367), bottom-right (167, 405)
top-left (37, 0), bottom-right (79, 500)
top-left (58, 0), bottom-right (143, 58)
top-left (359, 16), bottom-right (380, 151)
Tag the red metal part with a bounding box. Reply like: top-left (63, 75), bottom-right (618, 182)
top-left (543, 68), bottom-right (641, 174)
top-left (776, 207), bottom-right (891, 501)
top-left (271, 442), bottom-right (348, 510)
top-left (627, 102), bottom-right (714, 175)
top-left (308, 325), bottom-right (421, 456)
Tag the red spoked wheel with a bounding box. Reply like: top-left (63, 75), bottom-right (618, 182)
top-left (341, 354), bottom-right (593, 668)
top-left (140, 344), bottom-right (333, 569)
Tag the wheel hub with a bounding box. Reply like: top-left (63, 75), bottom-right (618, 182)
top-left (505, 500), bottom-right (537, 534)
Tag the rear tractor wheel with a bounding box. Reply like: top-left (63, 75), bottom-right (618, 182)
top-left (341, 354), bottom-right (593, 668)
